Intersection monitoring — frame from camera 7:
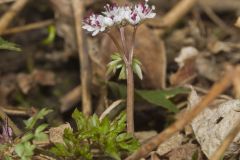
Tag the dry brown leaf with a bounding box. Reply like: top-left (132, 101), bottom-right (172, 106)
top-left (207, 40), bottom-right (231, 54)
top-left (49, 123), bottom-right (71, 144)
top-left (156, 133), bottom-right (184, 156)
top-left (196, 55), bottom-right (223, 82)
top-left (235, 17), bottom-right (240, 28)
top-left (33, 70), bottom-right (56, 86)
top-left (17, 70), bottom-right (56, 94)
top-left (163, 143), bottom-right (201, 160)
top-left (0, 74), bottom-right (16, 105)
top-left (188, 88), bottom-right (240, 158)
top-left (17, 73), bottom-right (34, 94)
top-left (170, 47), bottom-right (198, 86)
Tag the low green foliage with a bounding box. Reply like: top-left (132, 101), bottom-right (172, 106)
top-left (0, 37), bottom-right (21, 51)
top-left (51, 109), bottom-right (139, 160)
top-left (0, 108), bottom-right (52, 160)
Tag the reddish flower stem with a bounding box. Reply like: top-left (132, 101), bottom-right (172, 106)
top-left (119, 26), bottom-right (136, 134)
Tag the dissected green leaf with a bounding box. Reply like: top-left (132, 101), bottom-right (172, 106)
top-left (15, 142), bottom-right (35, 160)
top-left (21, 133), bottom-right (34, 142)
top-left (0, 37), bottom-right (21, 51)
top-left (72, 109), bottom-right (87, 131)
top-left (35, 124), bottom-right (48, 134)
top-left (24, 108), bottom-right (52, 130)
top-left (51, 110), bottom-right (139, 160)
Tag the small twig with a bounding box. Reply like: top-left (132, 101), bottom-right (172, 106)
top-left (72, 0), bottom-right (92, 116)
top-left (125, 66), bottom-right (235, 160)
top-left (209, 119), bottom-right (240, 160)
top-left (0, 107), bottom-right (22, 136)
top-left (0, 0), bottom-right (15, 4)
top-left (1, 19), bottom-right (54, 35)
top-left (99, 99), bottom-right (125, 121)
top-left (148, 0), bottom-right (199, 37)
top-left (60, 85), bottom-right (81, 113)
top-left (1, 106), bottom-right (33, 117)
top-left (200, 3), bottom-right (236, 36)
top-left (0, 0), bottom-right (29, 33)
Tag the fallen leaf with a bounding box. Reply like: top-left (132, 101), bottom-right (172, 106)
top-left (188, 88), bottom-right (240, 158)
top-left (163, 143), bottom-right (201, 160)
top-left (17, 73), bottom-right (34, 94)
top-left (156, 133), bottom-right (184, 156)
top-left (49, 123), bottom-right (71, 144)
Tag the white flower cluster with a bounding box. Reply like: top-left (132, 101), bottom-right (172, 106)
top-left (82, 0), bottom-right (156, 36)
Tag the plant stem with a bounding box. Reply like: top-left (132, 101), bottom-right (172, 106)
top-left (119, 27), bottom-right (129, 59)
top-left (129, 27), bottom-right (137, 62)
top-left (126, 63), bottom-right (134, 133)
top-left (107, 32), bottom-right (128, 63)
top-left (118, 27), bottom-right (135, 133)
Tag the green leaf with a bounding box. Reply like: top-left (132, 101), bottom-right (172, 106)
top-left (0, 37), bottom-right (21, 51)
top-left (111, 53), bottom-right (122, 60)
top-left (118, 65), bottom-right (126, 80)
top-left (34, 132), bottom-right (48, 141)
top-left (132, 62), bottom-right (143, 80)
top-left (104, 138), bottom-right (121, 160)
top-left (108, 82), bottom-right (189, 113)
top-left (99, 117), bottom-right (110, 134)
top-left (4, 156), bottom-right (12, 160)
top-left (21, 133), bottom-right (34, 142)
top-left (24, 108), bottom-right (52, 130)
top-left (136, 90), bottom-right (179, 113)
top-left (42, 25), bottom-right (56, 45)
top-left (15, 142), bottom-right (35, 160)
top-left (50, 143), bottom-right (71, 157)
top-left (72, 109), bottom-right (87, 131)
top-left (35, 124), bottom-right (48, 134)
top-left (108, 82), bottom-right (127, 98)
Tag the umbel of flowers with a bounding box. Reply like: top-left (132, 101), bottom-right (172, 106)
top-left (82, 0), bottom-right (156, 133)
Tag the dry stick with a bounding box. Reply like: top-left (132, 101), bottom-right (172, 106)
top-left (209, 120), bottom-right (240, 160)
top-left (60, 85), bottom-right (81, 113)
top-left (125, 67), bottom-right (235, 160)
top-left (0, 107), bottom-right (22, 136)
top-left (148, 0), bottom-right (199, 36)
top-left (200, 3), bottom-right (236, 36)
top-left (0, 0), bottom-right (15, 4)
top-left (0, 0), bottom-right (29, 33)
top-left (72, 0), bottom-right (92, 116)
top-left (2, 106), bottom-right (31, 117)
top-left (1, 19), bottom-right (54, 35)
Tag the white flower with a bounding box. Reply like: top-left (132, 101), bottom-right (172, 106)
top-left (82, 14), bottom-right (113, 36)
top-left (103, 4), bottom-right (132, 24)
top-left (128, 0), bottom-right (156, 25)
